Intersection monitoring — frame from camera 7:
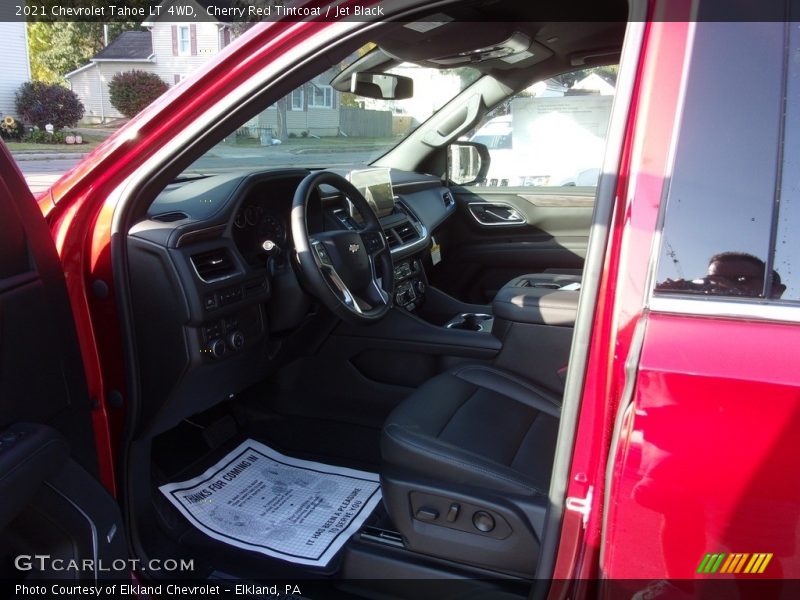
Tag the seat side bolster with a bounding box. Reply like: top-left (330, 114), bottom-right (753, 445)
top-left (382, 424), bottom-right (547, 497)
top-left (451, 365), bottom-right (562, 417)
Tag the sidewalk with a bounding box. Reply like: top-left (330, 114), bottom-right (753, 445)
top-left (12, 152), bottom-right (92, 161)
top-left (8, 124), bottom-right (119, 161)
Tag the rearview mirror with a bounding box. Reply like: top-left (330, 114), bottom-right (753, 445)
top-left (350, 72), bottom-right (413, 100)
top-left (447, 142), bottom-right (491, 186)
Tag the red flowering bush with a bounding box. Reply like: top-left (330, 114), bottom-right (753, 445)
top-left (109, 70), bottom-right (169, 118)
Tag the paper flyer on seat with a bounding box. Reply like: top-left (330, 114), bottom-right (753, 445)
top-left (159, 440), bottom-right (382, 567)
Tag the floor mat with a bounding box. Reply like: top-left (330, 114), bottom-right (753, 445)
top-left (159, 439), bottom-right (382, 567)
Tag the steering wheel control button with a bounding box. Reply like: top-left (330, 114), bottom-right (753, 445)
top-left (446, 503), bottom-right (460, 522)
top-left (313, 243), bottom-right (332, 265)
top-left (472, 511), bottom-right (495, 533)
top-left (415, 507), bottom-right (439, 522)
top-left (362, 232), bottom-right (383, 254)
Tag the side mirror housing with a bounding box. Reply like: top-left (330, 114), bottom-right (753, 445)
top-left (447, 142), bottom-right (491, 186)
top-left (350, 72), bottom-right (414, 100)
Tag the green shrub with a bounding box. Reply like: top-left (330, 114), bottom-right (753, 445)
top-left (15, 82), bottom-right (84, 130)
top-left (0, 116), bottom-right (25, 140)
top-left (26, 129), bottom-right (68, 144)
top-left (108, 70), bottom-right (169, 118)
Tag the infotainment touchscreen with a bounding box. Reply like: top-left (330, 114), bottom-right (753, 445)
top-left (347, 168), bottom-right (394, 221)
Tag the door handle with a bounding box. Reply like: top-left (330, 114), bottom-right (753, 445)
top-left (467, 202), bottom-right (526, 226)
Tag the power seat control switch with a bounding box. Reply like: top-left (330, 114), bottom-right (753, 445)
top-left (472, 511), bottom-right (495, 533)
top-left (446, 503), bottom-right (460, 522)
top-left (415, 507), bottom-right (439, 522)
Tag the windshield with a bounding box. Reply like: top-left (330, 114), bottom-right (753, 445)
top-left (182, 50), bottom-right (479, 176)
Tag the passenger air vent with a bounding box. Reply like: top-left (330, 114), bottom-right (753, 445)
top-left (442, 191), bottom-right (455, 209)
top-left (190, 248), bottom-right (237, 283)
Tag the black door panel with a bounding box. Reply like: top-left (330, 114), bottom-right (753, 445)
top-left (0, 144), bottom-right (128, 582)
top-left (430, 186), bottom-right (593, 303)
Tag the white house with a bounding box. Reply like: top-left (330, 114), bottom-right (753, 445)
top-left (65, 3), bottom-right (342, 135)
top-left (66, 16), bottom-right (235, 123)
top-left (0, 22), bottom-right (31, 117)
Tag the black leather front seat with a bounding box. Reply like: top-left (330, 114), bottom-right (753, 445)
top-left (380, 364), bottom-right (560, 575)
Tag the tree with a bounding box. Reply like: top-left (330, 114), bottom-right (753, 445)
top-left (109, 71), bottom-right (169, 118)
top-left (551, 65), bottom-right (619, 90)
top-left (27, 22), bottom-right (142, 83)
top-left (274, 95), bottom-right (289, 142)
top-left (15, 81), bottom-right (84, 130)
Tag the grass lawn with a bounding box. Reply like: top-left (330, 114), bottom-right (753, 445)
top-left (5, 133), bottom-right (105, 153)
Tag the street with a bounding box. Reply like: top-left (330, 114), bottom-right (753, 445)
top-left (17, 157), bottom-right (82, 195)
top-left (15, 144), bottom-right (381, 195)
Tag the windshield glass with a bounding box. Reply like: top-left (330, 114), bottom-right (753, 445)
top-left (182, 48), bottom-right (479, 176)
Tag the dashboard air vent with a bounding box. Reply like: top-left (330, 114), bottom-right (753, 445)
top-left (151, 211), bottom-right (189, 223)
top-left (442, 191), bottom-right (455, 209)
top-left (385, 221), bottom-right (420, 249)
top-left (394, 222), bottom-right (419, 244)
top-left (190, 248), bottom-right (237, 282)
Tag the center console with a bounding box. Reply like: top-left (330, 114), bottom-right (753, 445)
top-left (393, 257), bottom-right (426, 311)
top-left (444, 312), bottom-right (494, 332)
top-left (489, 273), bottom-right (581, 394)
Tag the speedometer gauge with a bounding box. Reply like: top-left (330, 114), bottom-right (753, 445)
top-left (233, 210), bottom-right (247, 229)
top-left (245, 205), bottom-right (261, 226)
top-left (258, 211), bottom-right (286, 246)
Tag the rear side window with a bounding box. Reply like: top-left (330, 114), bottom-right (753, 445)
top-left (654, 22), bottom-right (800, 302)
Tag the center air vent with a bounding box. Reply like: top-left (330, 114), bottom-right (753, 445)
top-left (190, 248), bottom-right (237, 283)
top-left (386, 221), bottom-right (420, 249)
top-left (394, 222), bottom-right (418, 243)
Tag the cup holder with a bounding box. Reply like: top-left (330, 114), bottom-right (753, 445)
top-left (445, 313), bottom-right (494, 332)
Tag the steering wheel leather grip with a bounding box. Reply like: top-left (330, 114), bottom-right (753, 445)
top-left (291, 171), bottom-right (394, 325)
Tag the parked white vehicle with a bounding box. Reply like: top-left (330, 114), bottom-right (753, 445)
top-left (471, 94), bottom-right (612, 187)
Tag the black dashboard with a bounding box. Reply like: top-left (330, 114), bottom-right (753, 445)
top-left (126, 168), bottom-right (456, 435)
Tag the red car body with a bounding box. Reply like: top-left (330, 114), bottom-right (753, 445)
top-left (3, 0), bottom-right (797, 594)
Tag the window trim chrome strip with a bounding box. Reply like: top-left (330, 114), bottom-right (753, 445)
top-left (649, 295), bottom-right (800, 324)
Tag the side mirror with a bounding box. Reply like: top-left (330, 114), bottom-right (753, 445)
top-left (447, 142), bottom-right (491, 186)
top-left (350, 72), bottom-right (413, 100)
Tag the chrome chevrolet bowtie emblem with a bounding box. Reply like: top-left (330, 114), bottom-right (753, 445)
top-left (348, 244), bottom-right (360, 253)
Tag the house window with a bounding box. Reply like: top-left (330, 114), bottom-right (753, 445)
top-left (177, 25), bottom-right (191, 56)
top-left (221, 27), bottom-right (232, 49)
top-left (290, 89), bottom-right (304, 111)
top-left (309, 84), bottom-right (333, 109)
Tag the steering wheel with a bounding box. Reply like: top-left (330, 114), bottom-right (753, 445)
top-left (291, 171), bottom-right (394, 325)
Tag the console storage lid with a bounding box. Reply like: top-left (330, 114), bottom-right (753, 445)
top-left (492, 274), bottom-right (581, 327)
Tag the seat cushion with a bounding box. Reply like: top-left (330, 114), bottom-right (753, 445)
top-left (381, 364), bottom-right (560, 497)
